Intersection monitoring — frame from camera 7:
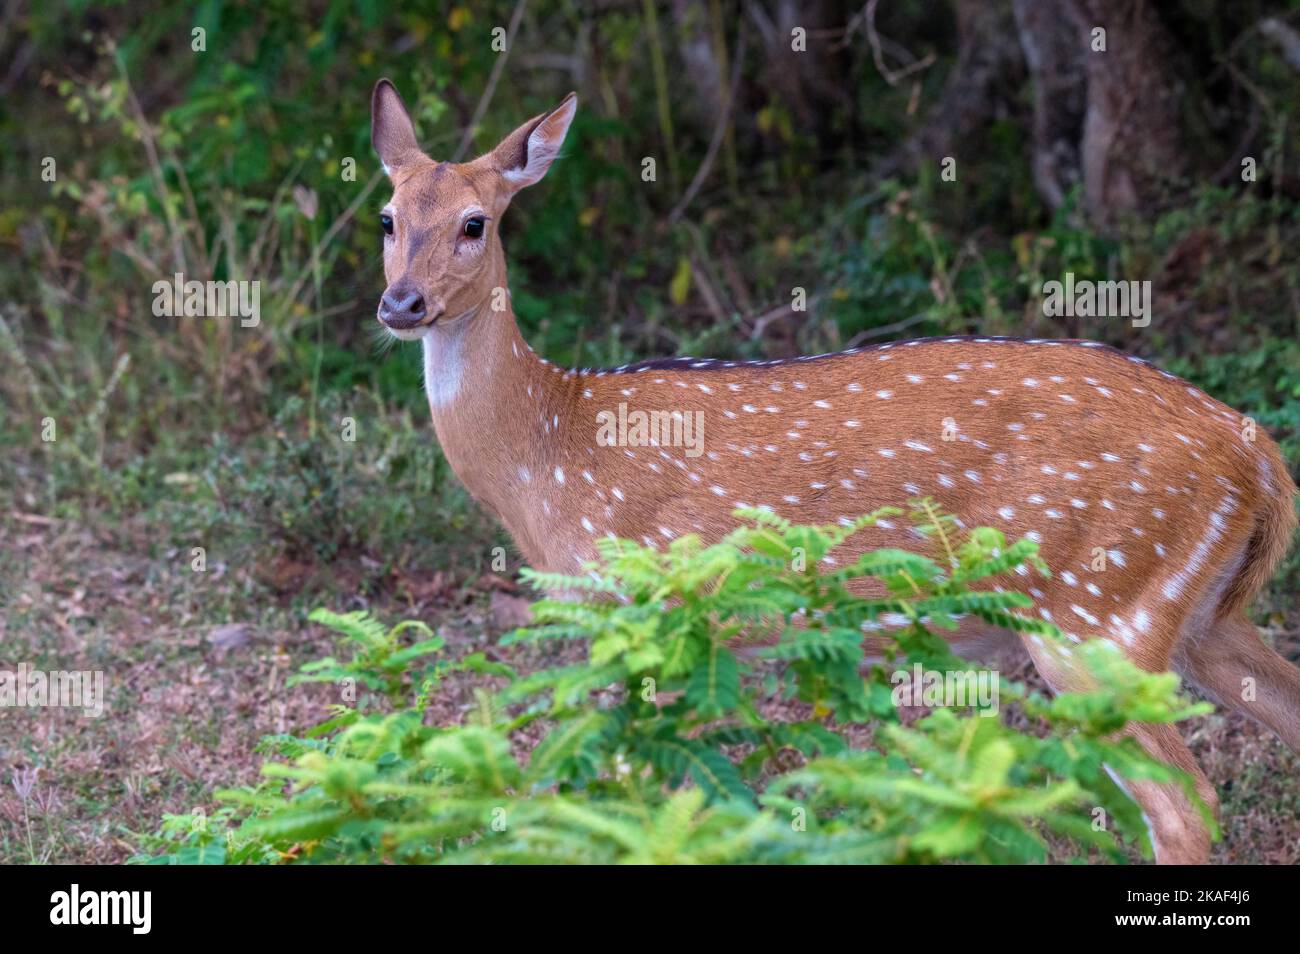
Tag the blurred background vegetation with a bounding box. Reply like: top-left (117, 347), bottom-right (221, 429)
top-left (6, 0), bottom-right (1300, 602)
top-left (2, 0), bottom-right (1300, 864)
top-left (2, 0), bottom-right (1299, 604)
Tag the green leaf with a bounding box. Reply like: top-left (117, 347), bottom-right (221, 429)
top-left (669, 256), bottom-right (692, 305)
top-left (685, 645), bottom-right (740, 716)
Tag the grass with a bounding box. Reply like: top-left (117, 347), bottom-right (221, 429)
top-left (0, 399), bottom-right (509, 864)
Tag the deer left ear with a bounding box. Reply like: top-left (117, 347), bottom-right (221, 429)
top-left (372, 79), bottom-right (426, 177)
top-left (489, 92), bottom-right (577, 193)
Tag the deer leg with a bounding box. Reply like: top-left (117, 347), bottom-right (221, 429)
top-left (1119, 722), bottom-right (1217, 865)
top-left (1175, 612), bottom-right (1300, 753)
top-left (1018, 633), bottom-right (1216, 864)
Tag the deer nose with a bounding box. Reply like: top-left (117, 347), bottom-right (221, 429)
top-left (378, 283), bottom-right (428, 329)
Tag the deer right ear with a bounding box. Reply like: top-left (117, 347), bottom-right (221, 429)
top-left (489, 92), bottom-right (577, 193)
top-left (372, 79), bottom-right (425, 177)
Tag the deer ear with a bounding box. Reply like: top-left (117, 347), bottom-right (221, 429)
top-left (372, 79), bottom-right (425, 177)
top-left (490, 92), bottom-right (577, 192)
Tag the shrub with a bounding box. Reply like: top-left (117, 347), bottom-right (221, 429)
top-left (136, 504), bottom-right (1211, 864)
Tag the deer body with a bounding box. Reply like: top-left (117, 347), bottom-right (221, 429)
top-left (372, 80), bottom-right (1300, 864)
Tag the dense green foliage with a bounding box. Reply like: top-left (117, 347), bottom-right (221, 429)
top-left (136, 507), bottom-right (1211, 864)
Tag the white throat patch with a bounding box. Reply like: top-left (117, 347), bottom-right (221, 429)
top-left (421, 307), bottom-right (478, 407)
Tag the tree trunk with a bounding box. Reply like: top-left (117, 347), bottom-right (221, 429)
top-left (1071, 0), bottom-right (1188, 228)
top-left (1012, 0), bottom-right (1086, 215)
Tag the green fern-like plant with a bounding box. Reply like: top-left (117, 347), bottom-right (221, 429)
top-left (137, 502), bottom-right (1211, 865)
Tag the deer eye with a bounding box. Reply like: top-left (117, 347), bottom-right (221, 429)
top-left (463, 217), bottom-right (485, 239)
top-left (380, 213), bottom-right (394, 236)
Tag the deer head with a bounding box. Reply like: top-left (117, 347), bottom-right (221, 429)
top-left (370, 79), bottom-right (576, 340)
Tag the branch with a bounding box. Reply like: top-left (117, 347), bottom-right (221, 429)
top-left (864, 0), bottom-right (936, 86)
top-left (668, 22), bottom-right (746, 224)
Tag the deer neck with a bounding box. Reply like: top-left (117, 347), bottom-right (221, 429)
top-left (421, 270), bottom-right (569, 562)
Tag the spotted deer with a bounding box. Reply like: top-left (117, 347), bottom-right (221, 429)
top-left (371, 79), bottom-right (1300, 864)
